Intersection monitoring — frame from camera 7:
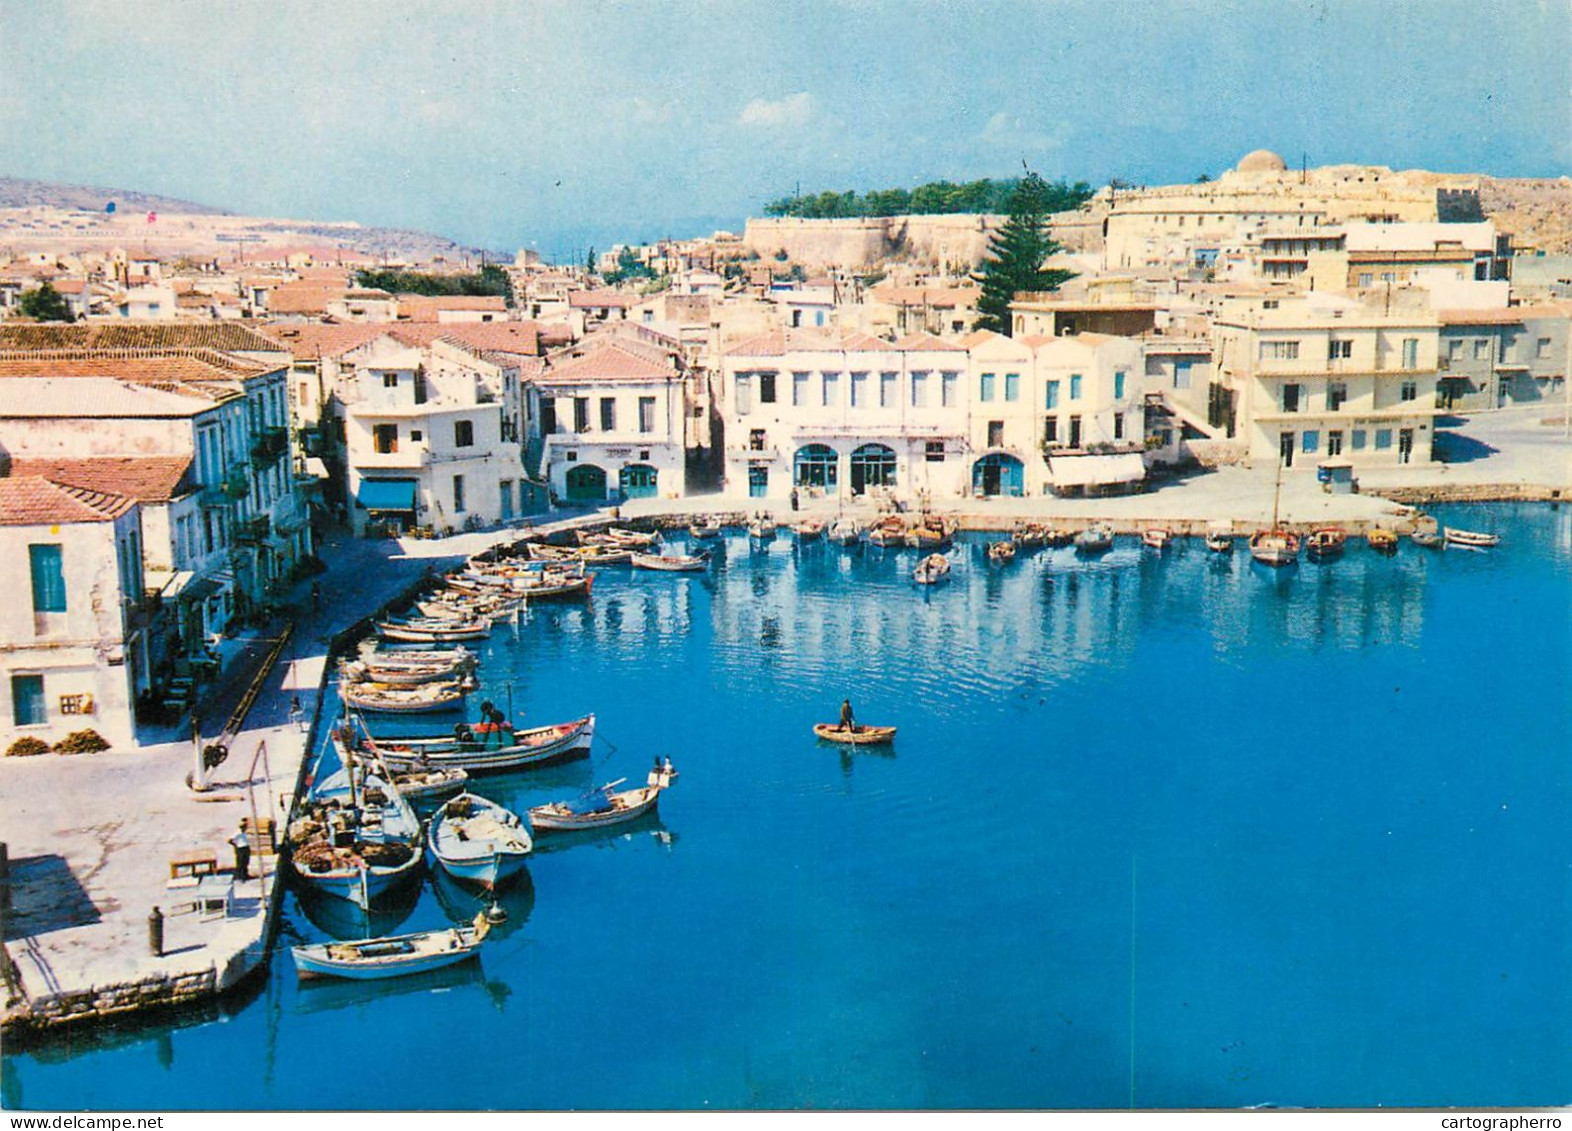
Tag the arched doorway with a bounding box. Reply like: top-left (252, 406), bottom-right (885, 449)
top-left (793, 444), bottom-right (839, 490)
top-left (619, 464), bottom-right (658, 499)
top-left (972, 453), bottom-right (1025, 497)
top-left (849, 443), bottom-right (896, 496)
top-left (564, 464), bottom-right (607, 503)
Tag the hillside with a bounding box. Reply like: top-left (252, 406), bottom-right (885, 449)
top-left (1479, 176), bottom-right (1572, 255)
top-left (0, 175), bottom-right (227, 215)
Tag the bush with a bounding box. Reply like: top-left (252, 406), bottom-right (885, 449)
top-left (6, 736), bottom-right (50, 757)
top-left (54, 729), bottom-right (110, 755)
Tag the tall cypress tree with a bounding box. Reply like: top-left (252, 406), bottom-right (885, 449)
top-left (975, 172), bottom-right (1074, 336)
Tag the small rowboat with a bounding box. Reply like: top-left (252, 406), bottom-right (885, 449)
top-left (1075, 525), bottom-right (1114, 554)
top-left (813, 723), bottom-right (897, 745)
top-left (794, 518), bottom-right (825, 540)
top-left (1142, 528), bottom-right (1171, 551)
top-left (607, 526), bottom-right (659, 548)
top-left (343, 680), bottom-right (467, 714)
top-left (530, 543), bottom-right (632, 566)
top-left (1043, 528), bottom-right (1075, 548)
top-left (529, 762), bottom-right (677, 833)
top-left (427, 793), bottom-right (533, 890)
top-left (375, 618), bottom-right (490, 643)
top-left (1367, 528), bottom-right (1399, 553)
top-left (987, 540), bottom-right (1017, 564)
top-left (905, 518), bottom-right (955, 550)
top-left (1444, 527), bottom-right (1499, 548)
top-left (366, 714), bottom-right (596, 774)
top-left (1306, 527), bottom-right (1347, 560)
top-left (631, 550), bottom-right (708, 572)
top-left (293, 915), bottom-right (490, 982)
top-left (829, 518), bottom-right (861, 546)
top-left (748, 517), bottom-right (778, 539)
top-left (913, 553), bottom-right (951, 585)
top-left (1249, 528), bottom-right (1300, 566)
top-left (688, 518), bottom-right (722, 540)
top-left (389, 766), bottom-right (469, 808)
top-left (346, 650), bottom-right (476, 687)
top-left (1013, 523), bottom-right (1046, 550)
top-left (867, 517), bottom-right (906, 548)
top-left (1411, 530), bottom-right (1443, 549)
top-left (1205, 523), bottom-right (1234, 553)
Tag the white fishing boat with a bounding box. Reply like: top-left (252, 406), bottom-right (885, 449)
top-left (1248, 528), bottom-right (1300, 566)
top-left (1074, 524), bottom-right (1114, 553)
top-left (913, 553), bottom-right (951, 585)
top-left (375, 618), bottom-right (490, 644)
top-left (427, 792), bottom-right (533, 890)
top-left (631, 550), bottom-right (709, 572)
top-left (987, 540), bottom-right (1017, 564)
top-left (829, 518), bottom-right (861, 546)
top-left (1443, 527), bottom-right (1500, 548)
top-left (794, 518), bottom-right (825, 540)
top-left (528, 761), bottom-right (677, 833)
top-left (344, 648), bottom-right (477, 687)
top-left (1204, 522), bottom-right (1234, 553)
top-left (292, 914), bottom-right (490, 981)
top-left (290, 761), bottom-right (425, 908)
top-left (343, 679), bottom-right (468, 714)
top-left (358, 713), bottom-right (597, 774)
top-left (688, 517), bottom-right (722, 540)
top-left (1141, 528), bottom-right (1171, 551)
top-left (748, 515), bottom-right (778, 539)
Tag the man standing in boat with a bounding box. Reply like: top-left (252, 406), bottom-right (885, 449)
top-left (839, 698), bottom-right (856, 732)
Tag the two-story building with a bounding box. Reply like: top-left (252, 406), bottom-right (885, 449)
top-left (1033, 333), bottom-right (1149, 495)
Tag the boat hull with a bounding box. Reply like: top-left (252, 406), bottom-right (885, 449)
top-left (292, 926), bottom-right (483, 981)
top-left (370, 715), bottom-right (596, 774)
top-left (813, 723), bottom-right (897, 745)
top-left (529, 788), bottom-right (661, 832)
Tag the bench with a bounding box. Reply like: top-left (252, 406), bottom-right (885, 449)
top-left (169, 850), bottom-right (218, 883)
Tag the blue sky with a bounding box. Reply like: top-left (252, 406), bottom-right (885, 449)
top-left (1, 0), bottom-right (1566, 261)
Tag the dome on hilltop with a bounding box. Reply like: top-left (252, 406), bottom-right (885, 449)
top-left (1237, 149), bottom-right (1288, 173)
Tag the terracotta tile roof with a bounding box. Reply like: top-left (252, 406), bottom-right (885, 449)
top-left (387, 321), bottom-right (540, 356)
top-left (259, 323), bottom-right (388, 360)
top-left (0, 322), bottom-right (288, 354)
top-left (0, 476), bottom-right (136, 525)
top-left (1017, 334), bottom-right (1057, 348)
top-left (959, 329), bottom-right (1008, 348)
top-left (8, 456), bottom-right (194, 502)
top-left (892, 332), bottom-right (968, 352)
top-left (396, 294), bottom-right (508, 315)
top-left (568, 289), bottom-right (638, 309)
top-left (1438, 308), bottom-right (1524, 325)
top-left (267, 283), bottom-right (345, 315)
top-left (0, 377), bottom-right (221, 416)
top-left (0, 351), bottom-right (265, 390)
top-left (543, 342), bottom-right (677, 383)
top-left (537, 324), bottom-right (573, 348)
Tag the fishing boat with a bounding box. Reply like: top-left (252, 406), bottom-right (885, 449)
top-left (529, 761), bottom-right (677, 833)
top-left (529, 543), bottom-right (632, 567)
top-left (414, 594), bottom-right (523, 621)
top-left (343, 680), bottom-right (467, 714)
top-left (290, 762), bottom-right (425, 907)
top-left (606, 526), bottom-right (659, 548)
top-left (828, 517), bottom-right (861, 546)
top-left (1013, 523), bottom-right (1046, 550)
top-left (388, 765), bottom-right (469, 808)
top-left (631, 549), bottom-right (709, 571)
top-left (1443, 527), bottom-right (1500, 548)
top-left (1141, 528), bottom-right (1171, 551)
top-left (427, 792), bottom-right (533, 890)
top-left (794, 518), bottom-right (825, 540)
top-left (812, 723), bottom-right (897, 745)
top-left (905, 516), bottom-right (956, 550)
top-left (913, 553), bottom-right (951, 585)
top-left (345, 649), bottom-right (476, 687)
top-left (1305, 527), bottom-right (1347, 560)
top-left (688, 517), bottom-right (722, 540)
top-left (1367, 528), bottom-right (1399, 553)
top-left (1043, 528), bottom-right (1075, 548)
top-left (361, 714), bottom-right (597, 775)
top-left (292, 914), bottom-right (490, 982)
top-left (748, 515), bottom-right (777, 539)
top-left (1411, 529), bottom-right (1443, 549)
top-left (375, 618), bottom-right (490, 644)
top-left (866, 516), bottom-right (907, 548)
top-left (1075, 524), bottom-right (1114, 553)
top-left (289, 840), bottom-right (423, 906)
top-left (1204, 523), bottom-right (1234, 553)
top-left (987, 539), bottom-right (1017, 564)
top-left (1248, 528), bottom-right (1300, 566)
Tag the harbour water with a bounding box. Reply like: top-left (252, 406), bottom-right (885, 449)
top-left (5, 503), bottom-right (1570, 1110)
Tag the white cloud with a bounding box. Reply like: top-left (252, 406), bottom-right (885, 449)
top-left (629, 97), bottom-right (675, 125)
top-left (979, 111), bottom-right (1064, 151)
top-left (738, 92), bottom-right (814, 129)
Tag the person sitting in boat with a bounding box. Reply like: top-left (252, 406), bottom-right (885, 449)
top-left (454, 722), bottom-right (475, 745)
top-left (839, 698), bottom-right (856, 732)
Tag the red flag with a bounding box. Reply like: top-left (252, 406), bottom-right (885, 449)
top-left (146, 211), bottom-right (157, 224)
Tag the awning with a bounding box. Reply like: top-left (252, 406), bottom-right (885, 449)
top-left (1049, 452), bottom-right (1147, 488)
top-left (179, 571), bottom-right (232, 605)
top-left (146, 569), bottom-right (194, 599)
top-left (357, 478), bottom-right (417, 511)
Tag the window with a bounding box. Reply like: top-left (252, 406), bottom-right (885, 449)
top-left (1174, 360), bottom-right (1192, 389)
top-left (749, 428), bottom-right (767, 451)
top-left (850, 372), bottom-right (868, 407)
top-left (1068, 415), bottom-right (1082, 447)
top-left (1374, 429), bottom-right (1393, 450)
top-left (925, 440), bottom-right (945, 462)
top-left (12, 674), bottom-right (45, 727)
top-left (372, 424), bottom-right (398, 453)
top-left (1004, 373), bottom-right (1020, 402)
top-left (599, 397), bottom-right (616, 431)
top-left (382, 373), bottom-right (398, 388)
top-left (736, 374), bottom-right (753, 415)
top-left (1400, 381), bottom-right (1417, 402)
top-left (1473, 339), bottom-right (1488, 361)
top-left (1327, 430), bottom-right (1343, 456)
top-left (1260, 340), bottom-right (1300, 361)
top-left (823, 372), bottom-right (840, 407)
top-left (1113, 371), bottom-right (1126, 399)
top-left (1537, 337), bottom-right (1552, 360)
top-left (1402, 338), bottom-right (1418, 369)
top-left (1327, 382), bottom-right (1347, 411)
top-left (638, 396), bottom-right (655, 433)
top-left (1281, 384), bottom-right (1300, 413)
top-left (1043, 417), bottom-right (1059, 444)
top-left (454, 419), bottom-right (475, 447)
top-left (573, 398), bottom-right (589, 432)
top-left (1045, 380), bottom-right (1060, 410)
top-left (758, 372), bottom-right (777, 404)
top-left (979, 372), bottom-right (996, 402)
top-left (1301, 430), bottom-right (1320, 454)
top-left (987, 421), bottom-right (1004, 448)
top-left (29, 544), bottom-right (65, 613)
top-left (453, 474), bottom-right (466, 513)
top-left (941, 372), bottom-right (958, 407)
top-left (1113, 413), bottom-right (1125, 440)
top-left (1448, 339), bottom-right (1463, 360)
top-left (911, 371), bottom-right (929, 407)
top-left (792, 372), bottom-right (810, 406)
top-left (410, 429), bottom-right (423, 442)
top-left (1329, 339), bottom-right (1352, 360)
top-left (1358, 273), bottom-right (1373, 288)
top-left (1069, 374), bottom-right (1083, 400)
top-left (880, 371), bottom-right (897, 408)
top-left (1351, 429), bottom-right (1367, 450)
top-left (815, 310), bottom-right (826, 327)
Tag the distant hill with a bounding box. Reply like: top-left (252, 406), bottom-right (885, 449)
top-left (0, 175), bottom-right (228, 215)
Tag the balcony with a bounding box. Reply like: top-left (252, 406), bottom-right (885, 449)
top-left (250, 426), bottom-right (290, 469)
top-left (200, 467), bottom-right (250, 507)
top-left (233, 515), bottom-right (271, 545)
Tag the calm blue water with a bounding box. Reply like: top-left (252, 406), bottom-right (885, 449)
top-left (6, 503), bottom-right (1571, 1110)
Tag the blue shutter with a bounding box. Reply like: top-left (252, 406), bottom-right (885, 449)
top-left (29, 544), bottom-right (66, 613)
top-left (12, 674), bottom-right (45, 726)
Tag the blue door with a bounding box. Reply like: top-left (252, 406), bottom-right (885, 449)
top-left (748, 466), bottom-right (768, 498)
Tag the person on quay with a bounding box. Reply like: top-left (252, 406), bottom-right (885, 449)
top-left (230, 825), bottom-right (251, 882)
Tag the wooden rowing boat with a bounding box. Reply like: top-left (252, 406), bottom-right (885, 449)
top-left (913, 553), bottom-right (951, 585)
top-left (427, 793), bottom-right (533, 890)
top-left (813, 723), bottom-right (897, 745)
top-left (1367, 528), bottom-right (1399, 553)
top-left (987, 540), bottom-right (1017, 564)
top-left (1306, 527), bottom-right (1347, 560)
top-left (343, 680), bottom-right (468, 714)
top-left (1443, 527), bottom-right (1499, 548)
top-left (631, 550), bottom-right (709, 572)
top-left (529, 761), bottom-right (677, 833)
top-left (362, 714), bottom-right (597, 774)
top-left (375, 619), bottom-right (490, 643)
top-left (293, 915), bottom-right (490, 982)
top-left (1248, 528), bottom-right (1300, 566)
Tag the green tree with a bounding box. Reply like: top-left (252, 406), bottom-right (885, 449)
top-left (975, 172), bottom-right (1075, 336)
top-left (18, 282), bottom-right (71, 322)
top-left (585, 246), bottom-right (597, 274)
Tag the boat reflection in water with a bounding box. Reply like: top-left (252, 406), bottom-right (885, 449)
top-left (290, 953), bottom-right (490, 1017)
top-left (292, 881), bottom-right (421, 943)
